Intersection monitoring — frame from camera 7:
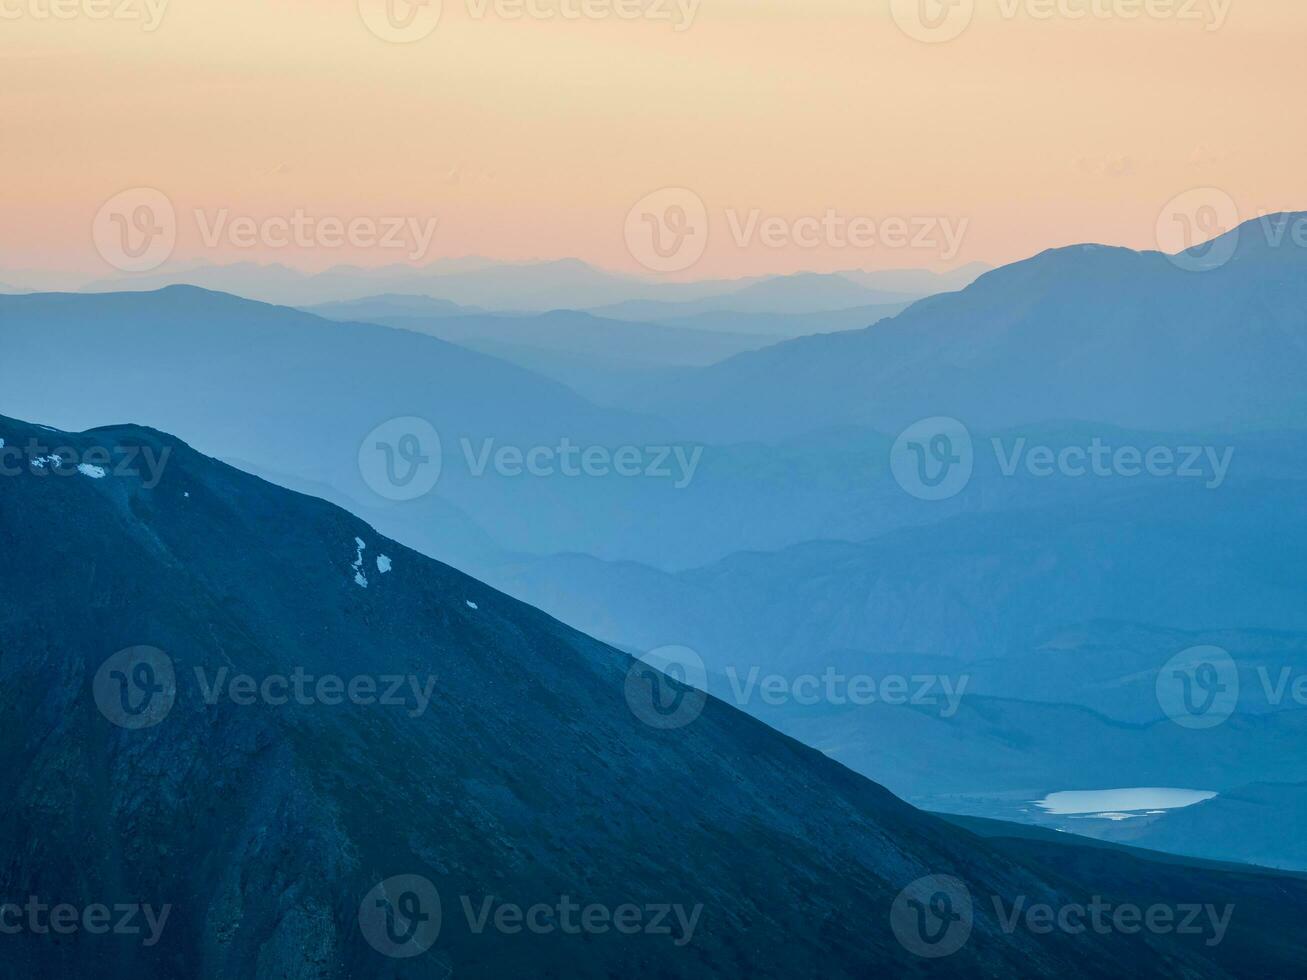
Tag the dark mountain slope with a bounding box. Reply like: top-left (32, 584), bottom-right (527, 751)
top-left (2, 415), bottom-right (1305, 977)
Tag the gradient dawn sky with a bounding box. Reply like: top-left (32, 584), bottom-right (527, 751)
top-left (3, 0), bottom-right (1305, 282)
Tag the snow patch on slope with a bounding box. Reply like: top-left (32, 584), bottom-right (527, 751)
top-left (351, 537), bottom-right (368, 588)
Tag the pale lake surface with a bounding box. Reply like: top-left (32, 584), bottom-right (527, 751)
top-left (1035, 787), bottom-right (1218, 819)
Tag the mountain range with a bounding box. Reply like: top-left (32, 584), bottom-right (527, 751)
top-left (71, 259), bottom-right (978, 313)
top-left (608, 215), bottom-right (1307, 439)
top-left (3, 413), bottom-right (1306, 977)
top-left (4, 215), bottom-right (1306, 881)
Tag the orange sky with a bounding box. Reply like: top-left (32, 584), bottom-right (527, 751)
top-left (2, 0), bottom-right (1304, 283)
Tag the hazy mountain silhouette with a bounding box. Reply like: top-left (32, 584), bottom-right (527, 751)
top-left (650, 301), bottom-right (914, 338)
top-left (587, 271), bottom-right (919, 320)
top-left (613, 215), bottom-right (1307, 439)
top-left (0, 285), bottom-right (680, 569)
top-left (76, 260), bottom-right (961, 313)
top-left (305, 293), bottom-right (486, 320)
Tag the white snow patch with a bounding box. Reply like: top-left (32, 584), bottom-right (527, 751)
top-left (351, 538), bottom-right (368, 588)
top-left (466, 600), bottom-right (479, 610)
top-left (30, 454), bottom-right (62, 469)
top-left (77, 464), bottom-right (106, 479)
top-left (376, 555), bottom-right (392, 574)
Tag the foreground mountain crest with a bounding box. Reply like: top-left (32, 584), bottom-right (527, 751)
top-left (1, 413), bottom-right (1305, 978)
